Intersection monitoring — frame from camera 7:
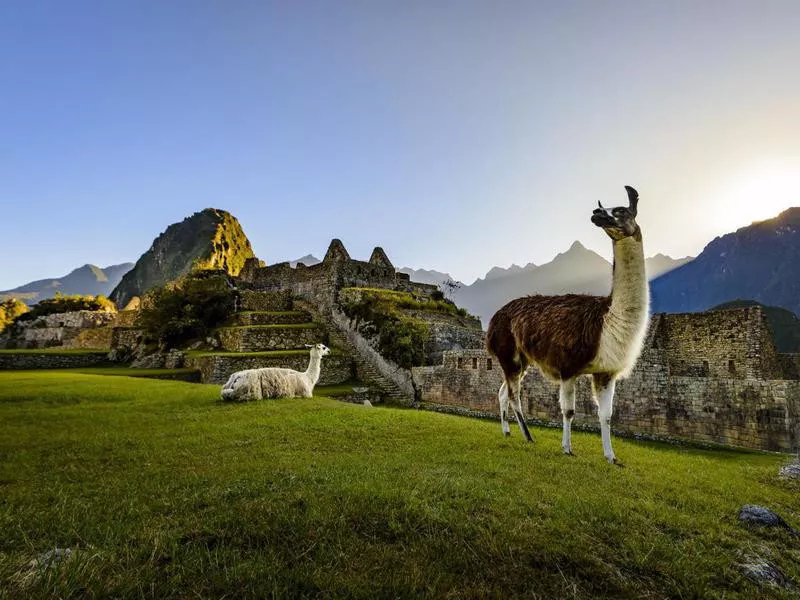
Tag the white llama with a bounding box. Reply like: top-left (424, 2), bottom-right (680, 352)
top-left (220, 343), bottom-right (331, 401)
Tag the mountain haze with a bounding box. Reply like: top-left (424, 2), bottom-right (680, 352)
top-left (651, 207), bottom-right (800, 315)
top-left (110, 208), bottom-right (256, 308)
top-left (0, 263), bottom-right (133, 305)
top-left (443, 242), bottom-right (691, 326)
top-left (397, 267), bottom-right (458, 288)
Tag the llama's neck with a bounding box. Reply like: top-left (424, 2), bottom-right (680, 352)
top-left (608, 234), bottom-right (649, 323)
top-left (305, 354), bottom-right (322, 386)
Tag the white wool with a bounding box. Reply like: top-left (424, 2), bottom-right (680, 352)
top-left (589, 235), bottom-right (650, 378)
top-left (220, 344), bottom-right (329, 402)
top-left (220, 368), bottom-right (312, 401)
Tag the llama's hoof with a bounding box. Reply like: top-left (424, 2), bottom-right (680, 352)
top-left (562, 448), bottom-right (575, 456)
top-left (609, 457), bottom-right (625, 468)
top-left (503, 431), bottom-right (511, 437)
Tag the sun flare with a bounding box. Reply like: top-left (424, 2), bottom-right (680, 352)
top-left (718, 159), bottom-right (800, 230)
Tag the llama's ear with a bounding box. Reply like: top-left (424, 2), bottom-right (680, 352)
top-left (625, 186), bottom-right (639, 216)
top-left (305, 344), bottom-right (313, 348)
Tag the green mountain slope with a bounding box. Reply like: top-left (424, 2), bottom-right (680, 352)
top-left (109, 208), bottom-right (256, 308)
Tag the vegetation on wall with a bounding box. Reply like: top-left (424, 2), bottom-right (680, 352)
top-left (0, 298), bottom-right (29, 332)
top-left (137, 272), bottom-right (236, 349)
top-left (339, 288), bottom-right (471, 368)
top-left (16, 293), bottom-right (115, 322)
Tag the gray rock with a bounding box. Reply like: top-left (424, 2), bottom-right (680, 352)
top-left (34, 547), bottom-right (73, 569)
top-left (779, 463), bottom-right (800, 480)
top-left (738, 505), bottom-right (796, 533)
top-left (131, 352), bottom-right (166, 369)
top-left (164, 349), bottom-right (185, 369)
top-left (739, 555), bottom-right (792, 589)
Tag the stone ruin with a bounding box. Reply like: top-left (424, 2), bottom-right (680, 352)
top-left (412, 306), bottom-right (800, 452)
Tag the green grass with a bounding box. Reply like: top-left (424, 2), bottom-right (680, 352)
top-left (0, 348), bottom-right (108, 355)
top-left (0, 372), bottom-right (798, 599)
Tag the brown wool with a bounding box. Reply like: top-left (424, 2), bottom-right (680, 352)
top-left (486, 294), bottom-right (612, 381)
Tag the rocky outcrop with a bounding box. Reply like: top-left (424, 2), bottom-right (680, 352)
top-left (110, 208), bottom-right (256, 308)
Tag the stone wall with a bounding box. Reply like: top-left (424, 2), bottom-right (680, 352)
top-left (0, 351), bottom-right (110, 370)
top-left (111, 327), bottom-right (143, 350)
top-left (230, 311), bottom-right (310, 326)
top-left (238, 290), bottom-right (293, 312)
top-left (185, 353), bottom-right (353, 386)
top-left (425, 318), bottom-right (485, 365)
top-left (4, 310), bottom-right (118, 350)
top-left (216, 325), bottom-right (322, 352)
top-left (65, 327), bottom-right (113, 350)
top-left (412, 308), bottom-right (800, 453)
top-left (651, 308), bottom-right (780, 379)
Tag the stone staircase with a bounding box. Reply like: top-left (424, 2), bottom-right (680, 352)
top-left (293, 299), bottom-right (413, 404)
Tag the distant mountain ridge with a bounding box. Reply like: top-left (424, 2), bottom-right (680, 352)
top-left (110, 208), bottom-right (256, 308)
top-left (397, 267), bottom-right (458, 288)
top-left (290, 255), bottom-right (321, 267)
top-left (402, 241), bottom-right (692, 326)
top-left (651, 207), bottom-right (800, 315)
top-left (0, 263), bottom-right (134, 305)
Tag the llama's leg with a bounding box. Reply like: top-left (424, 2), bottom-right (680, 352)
top-left (559, 378), bottom-right (577, 455)
top-left (593, 374), bottom-right (621, 466)
top-left (509, 377), bottom-right (533, 442)
top-left (498, 381), bottom-right (511, 436)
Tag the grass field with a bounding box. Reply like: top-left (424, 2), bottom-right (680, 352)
top-left (0, 371), bottom-right (798, 598)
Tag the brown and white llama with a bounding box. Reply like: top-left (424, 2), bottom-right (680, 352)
top-left (486, 186), bottom-right (649, 466)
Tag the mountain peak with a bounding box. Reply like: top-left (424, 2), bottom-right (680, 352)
top-left (109, 209), bottom-right (256, 307)
top-left (568, 240), bottom-right (586, 251)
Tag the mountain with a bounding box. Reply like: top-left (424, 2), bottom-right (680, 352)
top-left (110, 208), bottom-right (256, 308)
top-left (290, 254), bottom-right (321, 267)
top-left (482, 263), bottom-right (535, 281)
top-left (397, 267), bottom-right (458, 287)
top-left (0, 263), bottom-right (134, 305)
top-left (448, 242), bottom-right (692, 326)
top-left (711, 300), bottom-right (800, 353)
top-left (651, 208), bottom-right (800, 315)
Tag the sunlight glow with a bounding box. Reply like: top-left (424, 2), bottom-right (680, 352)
top-left (717, 159), bottom-right (800, 230)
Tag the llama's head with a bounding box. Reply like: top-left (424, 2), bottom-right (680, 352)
top-left (306, 343), bottom-right (331, 358)
top-left (591, 185), bottom-right (640, 241)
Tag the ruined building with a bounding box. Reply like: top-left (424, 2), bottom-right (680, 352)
top-left (413, 306), bottom-right (800, 452)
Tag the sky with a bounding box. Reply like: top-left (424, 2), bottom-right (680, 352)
top-left (1, 0), bottom-right (799, 290)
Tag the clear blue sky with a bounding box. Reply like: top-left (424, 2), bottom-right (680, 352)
top-left (1, 0), bottom-right (799, 289)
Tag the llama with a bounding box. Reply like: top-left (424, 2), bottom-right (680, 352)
top-left (220, 343), bottom-right (331, 401)
top-left (486, 186), bottom-right (649, 466)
